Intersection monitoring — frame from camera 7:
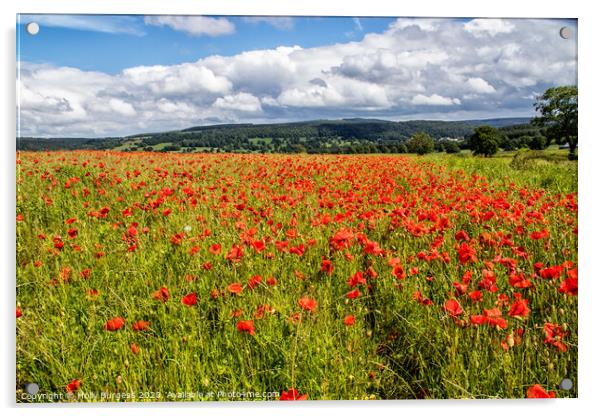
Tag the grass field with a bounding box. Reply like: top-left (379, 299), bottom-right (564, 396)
top-left (16, 150), bottom-right (577, 401)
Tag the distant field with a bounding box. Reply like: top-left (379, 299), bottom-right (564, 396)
top-left (16, 151), bottom-right (577, 401)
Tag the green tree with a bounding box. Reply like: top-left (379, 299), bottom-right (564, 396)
top-left (444, 141), bottom-right (461, 154)
top-left (532, 85), bottom-right (578, 159)
top-left (528, 134), bottom-right (548, 150)
top-left (406, 131), bottom-right (435, 155)
top-left (469, 126), bottom-right (500, 157)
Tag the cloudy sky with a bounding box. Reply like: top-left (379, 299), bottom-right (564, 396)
top-left (17, 15), bottom-right (577, 137)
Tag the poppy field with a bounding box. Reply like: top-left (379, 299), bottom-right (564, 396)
top-left (16, 151), bottom-right (577, 401)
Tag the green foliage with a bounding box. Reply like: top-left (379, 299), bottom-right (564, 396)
top-left (532, 86), bottom-right (578, 157)
top-left (469, 126), bottom-right (501, 157)
top-left (406, 131), bottom-right (435, 155)
top-left (528, 135), bottom-right (548, 150)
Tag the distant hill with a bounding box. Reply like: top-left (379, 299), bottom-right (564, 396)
top-left (463, 117), bottom-right (532, 128)
top-left (17, 117), bottom-right (532, 153)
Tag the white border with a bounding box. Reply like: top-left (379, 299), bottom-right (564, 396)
top-left (3, 1), bottom-right (601, 416)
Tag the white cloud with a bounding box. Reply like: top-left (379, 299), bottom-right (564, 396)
top-left (464, 19), bottom-right (515, 37)
top-left (144, 15), bottom-right (235, 37)
top-left (213, 93), bottom-right (262, 112)
top-left (242, 17), bottom-right (294, 30)
top-left (108, 98), bottom-right (136, 117)
top-left (17, 18), bottom-right (577, 137)
top-left (466, 77), bottom-right (496, 94)
top-left (411, 94), bottom-right (461, 106)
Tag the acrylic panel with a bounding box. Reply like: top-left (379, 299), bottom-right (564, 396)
top-left (16, 14), bottom-right (578, 402)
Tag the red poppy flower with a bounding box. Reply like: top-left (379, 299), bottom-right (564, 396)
top-left (251, 240), bottom-right (265, 253)
top-left (247, 275), bottom-right (262, 290)
top-left (321, 259), bottom-right (334, 275)
top-left (266, 276), bottom-right (278, 286)
top-left (225, 244), bottom-right (244, 262)
top-left (539, 265), bottom-right (564, 279)
top-left (457, 242), bottom-right (477, 264)
top-left (559, 272), bottom-right (578, 296)
top-left (181, 292), bottom-right (197, 307)
top-left (347, 271), bottom-right (366, 287)
top-left (66, 379), bottom-right (81, 393)
top-left (16, 307), bottom-right (22, 318)
top-left (444, 299), bottom-right (464, 317)
top-left (299, 297), bottom-right (318, 312)
top-left (543, 323), bottom-right (568, 352)
top-left (280, 387), bottom-right (308, 401)
top-left (236, 319), bottom-right (255, 336)
top-left (343, 315), bottom-right (356, 326)
top-left (526, 384), bottom-right (556, 398)
top-left (346, 288), bottom-right (361, 299)
top-left (132, 320), bottom-right (151, 331)
top-left (508, 298), bottom-right (530, 318)
top-left (209, 243), bottom-right (222, 255)
top-left (152, 286), bottom-right (169, 302)
top-left (227, 282), bottom-right (243, 295)
top-left (131, 343), bottom-right (140, 354)
top-left (104, 316), bottom-right (125, 331)
top-left (530, 229), bottom-right (549, 240)
top-left (469, 290), bottom-right (482, 302)
top-left (392, 265), bottom-right (406, 280)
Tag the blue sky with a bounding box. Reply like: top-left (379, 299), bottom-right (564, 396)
top-left (18, 15), bottom-right (395, 74)
top-left (16, 15), bottom-right (577, 137)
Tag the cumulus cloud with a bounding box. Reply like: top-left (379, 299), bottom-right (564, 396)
top-left (17, 18), bottom-right (577, 137)
top-left (213, 92), bottom-right (262, 112)
top-left (411, 94), bottom-right (461, 106)
top-left (144, 15), bottom-right (235, 37)
top-left (464, 18), bottom-right (516, 37)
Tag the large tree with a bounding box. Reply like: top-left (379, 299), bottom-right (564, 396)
top-left (406, 131), bottom-right (434, 155)
top-left (469, 125), bottom-right (500, 157)
top-left (532, 85), bottom-right (578, 159)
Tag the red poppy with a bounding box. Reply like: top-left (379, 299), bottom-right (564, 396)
top-left (444, 299), bottom-right (463, 317)
top-left (251, 240), bottom-right (265, 253)
top-left (526, 384), bottom-right (556, 398)
top-left (392, 265), bottom-right (406, 280)
top-left (530, 229), bottom-right (550, 240)
top-left (225, 244), bottom-right (244, 262)
top-left (236, 319), bottom-right (255, 336)
top-left (132, 320), bottom-right (151, 331)
top-left (266, 276), bottom-right (278, 286)
top-left (299, 297), bottom-right (318, 312)
top-left (346, 288), bottom-right (361, 299)
top-left (508, 298), bottom-right (530, 318)
top-left (543, 323), bottom-right (568, 352)
top-left (247, 275), bottom-right (262, 290)
top-left (321, 259), bottom-right (334, 275)
top-left (209, 243), bottom-right (222, 255)
top-left (343, 315), bottom-right (356, 326)
top-left (539, 265), bottom-right (564, 279)
top-left (346, 271), bottom-right (366, 287)
top-left (227, 282), bottom-right (244, 295)
top-left (457, 242), bottom-right (477, 264)
top-left (280, 387), bottom-right (308, 401)
top-left (181, 292), bottom-right (197, 307)
top-left (104, 316), bottom-right (125, 331)
top-left (16, 307), bottom-right (22, 318)
top-left (131, 343), bottom-right (140, 354)
top-left (469, 290), bottom-right (483, 302)
top-left (66, 379), bottom-right (81, 393)
top-left (80, 268), bottom-right (92, 279)
top-left (152, 286), bottom-right (169, 302)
